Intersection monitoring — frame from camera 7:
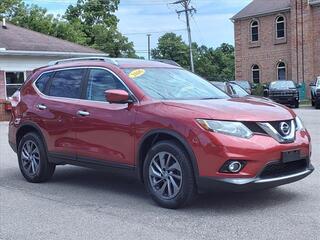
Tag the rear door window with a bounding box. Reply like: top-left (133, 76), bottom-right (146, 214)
top-left (35, 72), bottom-right (54, 93)
top-left (48, 69), bottom-right (86, 99)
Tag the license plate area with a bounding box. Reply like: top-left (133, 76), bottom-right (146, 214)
top-left (282, 150), bottom-right (301, 163)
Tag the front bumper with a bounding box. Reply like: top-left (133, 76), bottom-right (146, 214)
top-left (269, 96), bottom-right (298, 104)
top-left (198, 163), bottom-right (314, 192)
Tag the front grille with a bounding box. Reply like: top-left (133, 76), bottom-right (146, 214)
top-left (260, 159), bottom-right (308, 179)
top-left (243, 122), bottom-right (266, 135)
top-left (269, 91), bottom-right (297, 97)
top-left (269, 120), bottom-right (292, 137)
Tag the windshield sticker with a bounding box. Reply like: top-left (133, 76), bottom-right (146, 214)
top-left (129, 69), bottom-right (145, 79)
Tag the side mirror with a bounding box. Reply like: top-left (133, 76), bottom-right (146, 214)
top-left (105, 89), bottom-right (133, 104)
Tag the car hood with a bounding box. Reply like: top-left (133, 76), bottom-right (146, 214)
top-left (162, 98), bottom-right (295, 122)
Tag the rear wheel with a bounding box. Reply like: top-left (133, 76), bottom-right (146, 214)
top-left (143, 141), bottom-right (196, 209)
top-left (18, 132), bottom-right (55, 183)
top-left (294, 100), bottom-right (299, 109)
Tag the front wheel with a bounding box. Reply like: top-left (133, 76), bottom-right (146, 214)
top-left (143, 141), bottom-right (196, 209)
top-left (18, 132), bottom-right (55, 183)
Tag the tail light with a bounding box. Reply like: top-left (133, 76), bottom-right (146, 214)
top-left (9, 90), bottom-right (21, 108)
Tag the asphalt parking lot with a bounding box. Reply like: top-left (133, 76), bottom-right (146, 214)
top-left (0, 108), bottom-right (319, 240)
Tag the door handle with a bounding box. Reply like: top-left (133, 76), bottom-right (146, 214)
top-left (77, 110), bottom-right (90, 117)
top-left (36, 104), bottom-right (47, 110)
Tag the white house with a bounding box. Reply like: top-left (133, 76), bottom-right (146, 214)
top-left (0, 19), bottom-right (107, 120)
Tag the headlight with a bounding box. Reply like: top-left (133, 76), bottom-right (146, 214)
top-left (295, 116), bottom-right (305, 131)
top-left (196, 119), bottom-right (253, 139)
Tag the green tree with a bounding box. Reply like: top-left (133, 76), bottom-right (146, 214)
top-left (152, 33), bottom-right (235, 81)
top-left (64, 0), bottom-right (137, 57)
top-left (0, 0), bottom-right (137, 57)
top-left (0, 0), bottom-right (24, 19)
top-left (151, 33), bottom-right (190, 68)
top-left (91, 25), bottom-right (136, 57)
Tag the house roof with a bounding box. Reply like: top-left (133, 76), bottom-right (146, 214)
top-left (232, 0), bottom-right (291, 20)
top-left (0, 21), bottom-right (104, 55)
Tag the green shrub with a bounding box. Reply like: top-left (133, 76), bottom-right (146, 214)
top-left (252, 84), bottom-right (265, 96)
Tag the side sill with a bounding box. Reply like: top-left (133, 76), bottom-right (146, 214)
top-left (48, 153), bottom-right (137, 177)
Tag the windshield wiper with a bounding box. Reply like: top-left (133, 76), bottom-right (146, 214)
top-left (200, 97), bottom-right (220, 100)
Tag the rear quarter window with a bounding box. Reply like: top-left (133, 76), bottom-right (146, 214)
top-left (35, 72), bottom-right (54, 93)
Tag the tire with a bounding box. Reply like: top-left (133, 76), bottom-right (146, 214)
top-left (143, 140), bottom-right (196, 209)
top-left (316, 102), bottom-right (320, 109)
top-left (18, 132), bottom-right (55, 183)
top-left (295, 101), bottom-right (299, 109)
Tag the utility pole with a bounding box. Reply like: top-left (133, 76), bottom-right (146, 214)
top-left (172, 0), bottom-right (196, 72)
top-left (147, 34), bottom-right (151, 60)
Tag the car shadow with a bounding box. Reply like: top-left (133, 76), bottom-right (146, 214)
top-left (2, 165), bottom-right (301, 214)
top-left (188, 189), bottom-right (299, 213)
top-left (47, 166), bottom-right (302, 213)
top-left (50, 166), bottom-right (147, 199)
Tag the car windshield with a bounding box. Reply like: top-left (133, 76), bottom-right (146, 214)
top-left (234, 81), bottom-right (250, 89)
top-left (211, 82), bottom-right (226, 92)
top-left (230, 83), bottom-right (250, 97)
top-left (270, 81), bottom-right (296, 90)
top-left (124, 68), bottom-right (229, 100)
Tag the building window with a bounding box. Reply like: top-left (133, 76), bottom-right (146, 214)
top-left (5, 72), bottom-right (25, 98)
top-left (252, 65), bottom-right (260, 84)
top-left (277, 62), bottom-right (286, 80)
top-left (251, 20), bottom-right (259, 42)
top-left (276, 16), bottom-right (285, 39)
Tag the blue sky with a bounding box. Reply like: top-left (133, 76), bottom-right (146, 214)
top-left (24, 0), bottom-right (251, 58)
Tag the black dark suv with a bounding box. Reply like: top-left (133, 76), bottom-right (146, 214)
top-left (310, 78), bottom-right (320, 109)
top-left (264, 80), bottom-right (300, 108)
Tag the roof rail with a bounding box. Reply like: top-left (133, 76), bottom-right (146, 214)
top-left (48, 57), bottom-right (118, 66)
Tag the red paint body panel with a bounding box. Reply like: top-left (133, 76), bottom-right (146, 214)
top-left (8, 60), bottom-right (312, 187)
top-left (73, 100), bottom-right (136, 165)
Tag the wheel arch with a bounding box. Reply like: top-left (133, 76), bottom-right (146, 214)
top-left (16, 122), bottom-right (48, 152)
top-left (136, 129), bottom-right (199, 185)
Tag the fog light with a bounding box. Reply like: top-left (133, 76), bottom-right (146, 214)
top-left (219, 160), bottom-right (246, 173)
top-left (228, 161), bottom-right (242, 173)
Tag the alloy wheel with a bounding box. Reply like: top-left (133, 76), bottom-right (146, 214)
top-left (21, 140), bottom-right (40, 176)
top-left (149, 151), bottom-right (182, 200)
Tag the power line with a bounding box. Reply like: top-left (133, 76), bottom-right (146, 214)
top-left (123, 28), bottom-right (186, 36)
top-left (171, 0), bottom-right (196, 72)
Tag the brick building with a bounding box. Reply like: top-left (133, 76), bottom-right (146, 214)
top-left (232, 0), bottom-right (320, 96)
top-left (0, 20), bottom-right (106, 121)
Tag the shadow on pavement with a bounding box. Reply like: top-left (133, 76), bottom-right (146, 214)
top-left (3, 165), bottom-right (301, 214)
top-left (51, 166), bottom-right (300, 213)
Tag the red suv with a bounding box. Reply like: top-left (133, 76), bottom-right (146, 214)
top-left (8, 58), bottom-right (314, 209)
